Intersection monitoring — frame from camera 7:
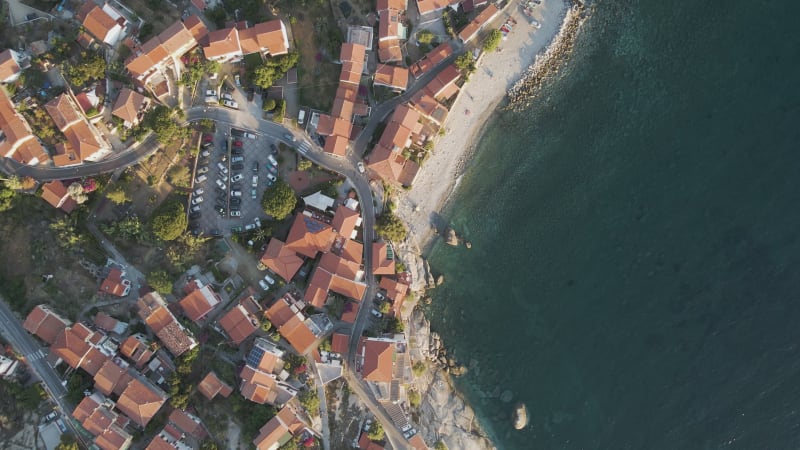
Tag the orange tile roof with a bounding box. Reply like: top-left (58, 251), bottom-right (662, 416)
top-left (73, 396), bottom-right (133, 450)
top-left (423, 63), bottom-right (461, 100)
top-left (219, 304), bottom-right (259, 345)
top-left (320, 252), bottom-right (361, 280)
top-left (198, 371), bottom-right (234, 400)
top-left (238, 19), bottom-right (288, 56)
top-left (359, 432), bottom-right (386, 450)
top-left (80, 346), bottom-right (110, 375)
top-left (378, 9), bottom-right (402, 42)
top-left (361, 339), bottom-right (394, 382)
top-left (93, 312), bottom-right (119, 332)
top-left (378, 39), bottom-right (403, 63)
top-left (305, 255), bottom-right (367, 307)
top-left (260, 238), bottom-right (304, 282)
top-left (265, 296), bottom-right (297, 328)
top-left (179, 284), bottom-right (220, 322)
top-left (408, 434), bottom-right (429, 450)
top-left (126, 17), bottom-right (207, 79)
top-left (374, 64), bottom-right (409, 90)
top-left (50, 325), bottom-right (93, 369)
top-left (367, 144), bottom-right (404, 184)
top-left (380, 276), bottom-right (409, 316)
top-left (112, 88), bottom-right (148, 125)
top-left (203, 27), bottom-right (241, 59)
top-left (331, 205), bottom-right (361, 238)
top-left (0, 89), bottom-right (48, 166)
top-left (40, 181), bottom-right (69, 209)
top-left (415, 0), bottom-right (459, 15)
top-left (0, 49), bottom-right (21, 82)
top-left (458, 4), bottom-right (500, 42)
top-left (279, 315), bottom-right (317, 355)
top-left (119, 335), bottom-right (155, 368)
top-left (285, 214), bottom-right (337, 258)
top-left (146, 435), bottom-right (176, 450)
top-left (377, 0), bottom-right (407, 11)
top-left (158, 20), bottom-right (197, 55)
top-left (340, 43), bottom-right (366, 64)
top-left (341, 239), bottom-right (364, 264)
top-left (323, 135), bottom-right (350, 157)
top-left (80, 4), bottom-right (119, 42)
top-left (408, 90), bottom-right (448, 125)
top-left (23, 305), bottom-right (70, 344)
top-left (63, 120), bottom-right (105, 161)
top-left (183, 15), bottom-right (208, 42)
top-left (331, 333), bottom-right (349, 354)
top-left (372, 242), bottom-right (396, 275)
top-left (239, 365), bottom-right (280, 404)
top-left (341, 301), bottom-right (360, 323)
top-left (253, 405), bottom-right (307, 450)
top-left (99, 268), bottom-right (128, 297)
top-left (410, 42), bottom-right (453, 77)
top-left (95, 426), bottom-right (132, 450)
top-left (116, 378), bottom-right (168, 427)
top-left (45, 94), bottom-right (81, 131)
top-left (94, 359), bottom-right (131, 396)
top-left (168, 409), bottom-right (206, 439)
top-left (138, 292), bottom-right (197, 356)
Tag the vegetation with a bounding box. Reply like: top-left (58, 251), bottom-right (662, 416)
top-left (67, 182), bottom-right (89, 204)
top-left (455, 53), bottom-right (477, 75)
top-left (143, 106), bottom-right (190, 145)
top-left (49, 216), bottom-right (84, 249)
top-left (408, 389), bottom-right (421, 408)
top-left (434, 441), bottom-right (448, 450)
top-left (230, 393), bottom-right (277, 439)
top-left (205, 5), bottom-right (227, 28)
top-left (63, 51), bottom-right (106, 86)
top-left (102, 216), bottom-right (144, 240)
top-left (249, 53), bottom-right (300, 89)
top-left (55, 434), bottom-right (80, 450)
top-left (167, 165), bottom-right (192, 188)
top-left (106, 185), bottom-right (131, 204)
top-left (0, 186), bottom-right (15, 212)
top-left (378, 301), bottom-right (391, 314)
top-left (261, 179), bottom-right (297, 220)
top-left (297, 159), bottom-right (312, 171)
top-left (483, 29), bottom-right (503, 52)
top-left (417, 29), bottom-right (435, 45)
top-left (168, 347), bottom-right (200, 409)
top-left (412, 361), bottom-right (426, 377)
top-left (386, 316), bottom-right (404, 333)
top-left (148, 270), bottom-right (173, 294)
top-left (367, 420), bottom-right (385, 441)
top-left (298, 388), bottom-right (320, 414)
top-left (272, 99), bottom-right (286, 123)
top-left (375, 211), bottom-right (407, 242)
top-left (262, 98), bottom-right (276, 112)
top-left (181, 59), bottom-right (221, 86)
top-left (260, 318), bottom-right (272, 332)
top-left (150, 200), bottom-right (188, 241)
top-left (65, 371), bottom-right (93, 404)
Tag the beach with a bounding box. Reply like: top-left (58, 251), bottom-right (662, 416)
top-left (395, 0), bottom-right (575, 254)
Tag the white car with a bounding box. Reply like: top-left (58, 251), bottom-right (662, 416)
top-left (230, 190), bottom-right (242, 197)
top-left (245, 223), bottom-right (256, 231)
top-left (205, 89), bottom-right (217, 97)
top-left (222, 93), bottom-right (234, 101)
top-left (251, 175), bottom-right (258, 187)
top-left (200, 149), bottom-right (211, 158)
top-left (216, 162), bottom-right (228, 173)
top-left (216, 178), bottom-right (226, 189)
top-left (195, 174), bottom-right (207, 183)
top-left (194, 187), bottom-right (204, 195)
top-left (267, 155), bottom-right (278, 166)
top-left (219, 173), bottom-right (228, 182)
top-left (259, 279), bottom-right (270, 291)
top-left (266, 173), bottom-right (277, 183)
top-left (191, 195), bottom-right (203, 205)
top-left (263, 274), bottom-right (275, 285)
top-left (196, 166), bottom-right (209, 174)
top-left (244, 132), bottom-right (256, 139)
top-left (190, 204), bottom-right (201, 212)
top-left (230, 210), bottom-right (242, 217)
top-left (222, 99), bottom-right (239, 109)
top-left (357, 161), bottom-right (365, 173)
top-left (254, 217), bottom-right (261, 228)
top-left (231, 173), bottom-right (244, 183)
top-left (371, 309), bottom-right (383, 318)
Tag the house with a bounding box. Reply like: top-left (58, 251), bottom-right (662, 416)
top-left (372, 242), bottom-right (396, 275)
top-left (76, 2), bottom-right (127, 47)
top-left (259, 239), bottom-right (304, 282)
top-left (0, 354), bottom-right (20, 379)
top-left (115, 376), bottom-right (168, 427)
top-left (0, 49), bottom-right (23, 83)
top-left (358, 337), bottom-right (396, 383)
top-left (179, 281), bottom-right (222, 323)
top-left (239, 338), bottom-right (297, 406)
top-left (340, 301), bottom-right (360, 323)
top-left (45, 93), bottom-right (112, 166)
top-left (137, 291), bottom-right (198, 357)
top-left (331, 204), bottom-right (362, 240)
top-left (422, 63), bottom-right (461, 101)
top-left (318, 43), bottom-right (367, 156)
top-left (198, 371), bottom-right (233, 400)
top-left (73, 393), bottom-right (133, 450)
top-left (99, 268), bottom-right (132, 297)
top-left (0, 89), bottom-right (49, 165)
top-left (410, 42), bottom-right (453, 77)
top-left (202, 19), bottom-right (289, 63)
top-left (415, 0), bottom-right (460, 15)
top-left (265, 294), bottom-right (320, 355)
top-left (253, 405), bottom-right (311, 450)
top-left (377, 0), bottom-right (407, 63)
top-left (302, 191), bottom-right (335, 212)
top-left (458, 4), bottom-right (501, 43)
top-left (380, 276), bottom-right (409, 316)
top-left (112, 88), bottom-right (150, 127)
top-left (408, 90), bottom-right (449, 127)
top-left (39, 180), bottom-right (78, 212)
top-left (93, 311), bottom-right (128, 335)
top-left (49, 323), bottom-right (113, 375)
top-left (367, 104), bottom-right (423, 186)
top-left (347, 25), bottom-right (374, 50)
top-left (305, 252), bottom-right (367, 308)
top-left (93, 359), bottom-right (133, 396)
top-left (168, 409), bottom-right (207, 440)
top-left (331, 333), bottom-right (349, 355)
top-left (374, 64), bottom-right (409, 91)
top-left (119, 334), bottom-right (156, 368)
top-left (23, 304), bottom-right (71, 345)
top-left (284, 213), bottom-right (337, 258)
top-left (408, 434), bottom-right (430, 450)
top-left (218, 295), bottom-right (262, 345)
top-left (358, 432), bottom-right (385, 450)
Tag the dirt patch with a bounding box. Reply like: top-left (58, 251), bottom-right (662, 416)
top-left (124, 0), bottom-right (182, 37)
top-left (326, 379), bottom-right (365, 450)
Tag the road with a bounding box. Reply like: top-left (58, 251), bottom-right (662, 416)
top-left (0, 299), bottom-right (91, 448)
top-left (308, 358), bottom-right (331, 450)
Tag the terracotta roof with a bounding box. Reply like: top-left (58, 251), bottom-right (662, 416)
top-left (323, 135), bottom-right (350, 157)
top-left (331, 204), bottom-right (361, 239)
top-left (80, 4), bottom-right (119, 42)
top-left (183, 15), bottom-right (208, 42)
top-left (340, 43), bottom-right (366, 64)
top-left (361, 339), bottom-right (394, 383)
top-left (279, 315), bottom-right (317, 355)
top-left (116, 378), bottom-right (168, 427)
top-left (253, 405), bottom-right (306, 450)
top-left (93, 311), bottom-right (119, 332)
top-left (168, 409), bottom-right (206, 439)
top-left (285, 214), bottom-right (337, 258)
top-left (119, 335), bottom-right (155, 368)
top-left (341, 239), bottom-right (363, 264)
top-left (23, 305), bottom-right (70, 344)
top-left (239, 365), bottom-right (279, 404)
top-left (378, 39), bottom-right (403, 63)
top-left (138, 292), bottom-right (197, 356)
top-left (203, 27), bottom-right (241, 59)
top-left (380, 276), bottom-right (409, 316)
top-left (410, 41), bottom-right (453, 77)
top-left (63, 120), bottom-right (106, 161)
top-left (0, 49), bottom-right (21, 82)
top-left (377, 0), bottom-right (407, 11)
top-left (378, 9), bottom-right (402, 42)
top-left (415, 0), bottom-right (459, 15)
top-left (112, 88), bottom-right (148, 125)
top-left (340, 301), bottom-right (360, 323)
top-left (94, 359), bottom-right (132, 396)
top-left (40, 181), bottom-right (73, 211)
top-left (423, 63), bottom-right (461, 100)
top-left (408, 434), bottom-right (429, 450)
top-left (408, 90), bottom-right (448, 125)
top-left (0, 89), bottom-right (48, 165)
top-left (95, 425), bottom-right (132, 450)
top-left (374, 65), bottom-right (409, 90)
top-left (73, 396), bottom-right (133, 450)
top-left (305, 254), bottom-right (367, 307)
top-left (179, 284), bottom-right (220, 322)
top-left (45, 94), bottom-right (82, 131)
top-left (219, 303), bottom-right (259, 345)
top-left (126, 17), bottom-right (206, 79)
top-left (265, 295), bottom-right (300, 328)
top-left (99, 268), bottom-right (128, 297)
top-left (50, 324), bottom-right (93, 369)
top-left (158, 19), bottom-right (197, 55)
top-left (331, 333), bottom-right (349, 354)
top-left (80, 346), bottom-right (110, 375)
top-left (146, 435), bottom-right (176, 450)
top-left (372, 243), bottom-right (395, 275)
top-left (458, 4), bottom-right (500, 42)
top-left (260, 238), bottom-right (304, 282)
top-left (198, 371), bottom-right (233, 400)
top-left (359, 432), bottom-right (385, 450)
top-left (239, 19), bottom-right (289, 56)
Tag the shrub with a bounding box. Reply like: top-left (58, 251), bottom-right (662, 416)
top-left (150, 201), bottom-right (187, 241)
top-left (412, 361), bottom-right (426, 377)
top-left (262, 98), bottom-right (276, 111)
top-left (148, 271), bottom-right (173, 294)
top-left (417, 29), bottom-right (435, 45)
top-left (367, 421), bottom-right (384, 441)
top-left (261, 179), bottom-right (296, 220)
top-left (483, 29), bottom-right (502, 52)
top-left (375, 211), bottom-right (407, 242)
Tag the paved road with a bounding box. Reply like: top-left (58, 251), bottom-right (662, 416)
top-left (0, 299), bottom-right (91, 448)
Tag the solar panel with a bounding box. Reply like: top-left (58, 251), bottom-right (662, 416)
top-left (246, 346), bottom-right (265, 367)
top-left (304, 216), bottom-right (326, 233)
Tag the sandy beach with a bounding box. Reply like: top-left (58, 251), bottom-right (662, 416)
top-left (395, 0), bottom-right (574, 254)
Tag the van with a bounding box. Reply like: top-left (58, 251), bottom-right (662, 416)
top-left (194, 174), bottom-right (207, 183)
top-left (298, 110), bottom-right (306, 125)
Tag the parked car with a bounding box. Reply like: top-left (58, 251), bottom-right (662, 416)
top-left (197, 167), bottom-right (209, 175)
top-left (195, 174), bottom-right (207, 183)
top-left (216, 162), bottom-right (228, 173)
top-left (221, 154), bottom-right (228, 162)
top-left (252, 162), bottom-right (259, 172)
top-left (234, 74), bottom-right (241, 86)
top-left (251, 175), bottom-right (258, 187)
top-left (230, 210), bottom-right (242, 217)
top-left (244, 132), bottom-right (256, 139)
top-left (245, 223), bottom-right (256, 231)
top-left (201, 141), bottom-right (213, 149)
top-left (231, 162), bottom-right (244, 171)
top-left (44, 412), bottom-right (57, 422)
top-left (230, 197), bottom-right (242, 206)
top-left (222, 100), bottom-right (239, 109)
top-left (231, 147), bottom-right (244, 155)
top-left (233, 140), bottom-right (243, 147)
top-left (189, 211), bottom-right (201, 219)
top-left (357, 161), bottom-right (365, 173)
top-left (371, 309), bottom-right (383, 318)
top-left (267, 155), bottom-right (278, 166)
top-left (283, 133), bottom-right (295, 142)
top-left (190, 204), bottom-right (201, 212)
top-left (266, 174), bottom-right (277, 183)
top-left (215, 179), bottom-right (226, 189)
top-left (218, 173), bottom-right (228, 182)
top-left (210, 229), bottom-right (222, 237)
top-left (200, 149), bottom-right (211, 158)
top-left (270, 143), bottom-right (278, 154)
top-left (222, 93), bottom-right (234, 101)
top-left (205, 89), bottom-right (217, 97)
top-left (259, 279), bottom-right (270, 291)
top-left (191, 196), bottom-right (203, 205)
top-left (231, 156), bottom-right (244, 163)
top-left (203, 135), bottom-right (213, 142)
top-left (231, 190), bottom-right (242, 197)
top-left (231, 226), bottom-right (243, 233)
top-left (267, 165), bottom-right (278, 175)
top-left (251, 188), bottom-right (257, 199)
top-left (263, 274), bottom-right (275, 285)
top-left (298, 109), bottom-right (306, 125)
top-left (231, 173), bottom-right (244, 183)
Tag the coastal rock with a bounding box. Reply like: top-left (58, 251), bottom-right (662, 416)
top-left (436, 275), bottom-right (445, 286)
top-left (500, 390), bottom-right (513, 403)
top-left (446, 227), bottom-right (459, 246)
top-left (395, 241), bottom-right (431, 292)
top-left (465, 240), bottom-right (472, 249)
top-left (512, 403), bottom-right (529, 430)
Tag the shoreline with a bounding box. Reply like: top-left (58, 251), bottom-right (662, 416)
top-left (395, 0), bottom-right (588, 258)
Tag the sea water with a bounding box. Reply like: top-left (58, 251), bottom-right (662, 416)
top-left (426, 0), bottom-right (800, 448)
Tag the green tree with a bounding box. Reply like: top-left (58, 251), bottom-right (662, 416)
top-left (102, 216), bottom-right (143, 240)
top-left (67, 182), bottom-right (89, 204)
top-left (197, 119), bottom-right (215, 133)
top-left (55, 434), bottom-right (80, 450)
top-left (375, 212), bottom-right (407, 242)
top-left (417, 29), bottom-right (435, 45)
top-left (455, 53), bottom-right (476, 74)
top-left (434, 441), bottom-right (448, 450)
top-left (272, 99), bottom-right (286, 123)
top-left (412, 361), bottom-right (426, 377)
top-left (148, 270), bottom-right (173, 294)
top-left (483, 29), bottom-right (503, 52)
top-left (63, 51), bottom-right (106, 86)
top-left (260, 318), bottom-right (272, 332)
top-left (151, 200), bottom-right (187, 240)
top-left (168, 165), bottom-right (191, 188)
top-left (367, 421), bottom-right (385, 441)
top-left (249, 53), bottom-right (300, 89)
top-left (261, 179), bottom-right (296, 220)
top-left (0, 187), bottom-right (15, 212)
top-left (4, 176), bottom-right (23, 190)
top-left (49, 216), bottom-right (84, 249)
top-left (144, 106), bottom-right (190, 145)
top-left (378, 301), bottom-right (391, 314)
top-left (385, 316), bottom-right (404, 333)
top-left (106, 185), bottom-right (131, 204)
top-left (298, 389), bottom-right (320, 414)
top-left (262, 98), bottom-right (276, 111)
top-left (408, 389), bottom-right (421, 408)
top-left (297, 159), bottom-right (312, 171)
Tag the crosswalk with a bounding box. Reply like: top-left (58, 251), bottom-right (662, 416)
top-left (297, 141), bottom-right (310, 154)
top-left (27, 349), bottom-right (46, 361)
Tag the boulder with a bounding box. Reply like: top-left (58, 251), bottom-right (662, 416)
top-left (446, 227), bottom-right (459, 246)
top-left (512, 403), bottom-right (529, 430)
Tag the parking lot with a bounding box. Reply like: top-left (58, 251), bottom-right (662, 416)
top-left (188, 124), bottom-right (282, 237)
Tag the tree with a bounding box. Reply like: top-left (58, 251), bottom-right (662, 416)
top-left (0, 187), bottom-right (15, 212)
top-left (297, 159), bottom-right (312, 171)
top-left (55, 434), bottom-right (79, 450)
top-left (417, 29), bottom-right (435, 45)
top-left (375, 212), bottom-right (407, 242)
top-left (151, 200), bottom-right (187, 241)
top-left (50, 216), bottom-right (83, 249)
top-left (249, 53), bottom-right (300, 89)
top-left (483, 29), bottom-right (503, 52)
top-left (412, 361), bottom-right (426, 377)
top-left (197, 119), bottom-right (215, 133)
top-left (67, 182), bottom-right (89, 204)
top-left (434, 441), bottom-right (448, 450)
top-left (298, 389), bottom-right (320, 414)
top-left (408, 389), bottom-right (421, 408)
top-left (455, 53), bottom-right (476, 75)
top-left (4, 176), bottom-right (22, 190)
top-left (260, 319), bottom-right (272, 332)
top-left (367, 421), bottom-right (385, 441)
top-left (106, 186), bottom-right (131, 204)
top-left (273, 99), bottom-right (286, 123)
top-left (261, 179), bottom-right (296, 220)
top-left (386, 316), bottom-right (404, 333)
top-left (148, 270), bottom-right (173, 294)
top-left (63, 51), bottom-right (106, 86)
top-left (378, 301), bottom-right (391, 314)
top-left (262, 98), bottom-right (276, 111)
top-left (144, 106), bottom-right (190, 145)
top-left (102, 216), bottom-right (143, 240)
top-left (168, 165), bottom-right (191, 188)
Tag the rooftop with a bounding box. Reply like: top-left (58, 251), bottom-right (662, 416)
top-left (198, 371), bottom-right (234, 400)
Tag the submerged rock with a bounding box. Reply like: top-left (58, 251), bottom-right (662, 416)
top-left (436, 275), bottom-right (445, 286)
top-left (446, 227), bottom-right (459, 246)
top-left (512, 403), bottom-right (529, 430)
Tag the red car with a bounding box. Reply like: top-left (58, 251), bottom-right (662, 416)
top-left (203, 135), bottom-right (213, 142)
top-left (233, 140), bottom-right (243, 147)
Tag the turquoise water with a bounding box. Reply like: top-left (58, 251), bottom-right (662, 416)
top-left (426, 0), bottom-right (800, 448)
